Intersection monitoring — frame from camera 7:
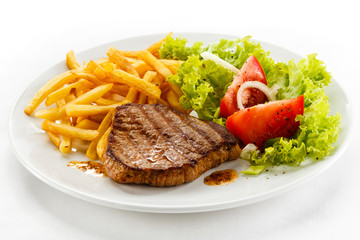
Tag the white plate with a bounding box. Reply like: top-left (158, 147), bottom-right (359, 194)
top-left (9, 33), bottom-right (354, 213)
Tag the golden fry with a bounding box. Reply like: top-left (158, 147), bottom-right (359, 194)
top-left (109, 93), bottom-right (126, 102)
top-left (107, 47), bottom-right (139, 76)
top-left (137, 71), bottom-right (157, 104)
top-left (132, 61), bottom-right (153, 77)
top-left (45, 79), bottom-right (94, 106)
top-left (159, 59), bottom-right (183, 75)
top-left (146, 32), bottom-right (172, 58)
top-left (47, 132), bottom-right (61, 148)
top-left (155, 97), bottom-right (169, 106)
top-left (136, 50), bottom-right (173, 78)
top-left (59, 118), bottom-right (72, 153)
top-left (97, 126), bottom-right (111, 158)
top-left (110, 84), bottom-right (130, 96)
top-left (24, 70), bottom-right (82, 115)
top-left (42, 120), bottom-right (98, 141)
top-left (34, 108), bottom-right (63, 121)
top-left (151, 72), bottom-right (165, 87)
top-left (66, 50), bottom-right (80, 70)
top-left (75, 72), bottom-right (105, 86)
top-left (166, 90), bottom-right (185, 113)
top-left (100, 62), bottom-right (116, 73)
top-left (168, 82), bottom-right (183, 98)
top-left (65, 100), bottom-right (128, 117)
top-left (58, 83), bottom-right (113, 114)
top-left (110, 69), bottom-right (161, 99)
top-left (26, 33), bottom-right (187, 160)
top-left (95, 97), bottom-right (121, 106)
top-left (125, 88), bottom-right (138, 102)
top-left (86, 109), bottom-right (115, 160)
top-left (88, 114), bottom-right (106, 123)
top-left (116, 50), bottom-right (140, 59)
top-left (75, 119), bottom-right (100, 130)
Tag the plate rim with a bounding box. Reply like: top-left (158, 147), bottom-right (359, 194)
top-left (8, 32), bottom-right (355, 213)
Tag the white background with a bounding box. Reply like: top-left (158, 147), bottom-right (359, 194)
top-left (1, 0), bottom-right (359, 239)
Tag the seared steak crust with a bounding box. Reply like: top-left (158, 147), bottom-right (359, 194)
top-left (102, 103), bottom-right (241, 187)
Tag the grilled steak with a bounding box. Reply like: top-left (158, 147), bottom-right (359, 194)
top-left (102, 103), bottom-right (241, 187)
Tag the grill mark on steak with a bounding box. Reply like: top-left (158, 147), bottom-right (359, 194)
top-left (135, 105), bottom-right (183, 165)
top-left (140, 105), bottom-right (203, 164)
top-left (155, 105), bottom-right (213, 155)
top-left (118, 104), bottom-right (190, 168)
top-left (174, 110), bottom-right (223, 147)
top-left (102, 103), bottom-right (241, 186)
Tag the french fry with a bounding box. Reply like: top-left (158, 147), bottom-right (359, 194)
top-left (59, 118), bottom-right (72, 153)
top-left (110, 84), bottom-right (130, 96)
top-left (34, 108), bottom-right (63, 121)
top-left (155, 97), bottom-right (169, 106)
top-left (42, 120), bottom-right (98, 141)
top-left (95, 97), bottom-right (121, 106)
top-left (86, 109), bottom-right (115, 160)
top-left (86, 60), bottom-right (108, 80)
top-left (125, 88), bottom-right (138, 102)
top-left (152, 73), bottom-right (165, 87)
top-left (75, 119), bottom-right (100, 130)
top-left (168, 82), bottom-right (183, 98)
top-left (147, 97), bottom-right (157, 104)
top-left (135, 51), bottom-right (184, 100)
top-left (66, 50), bottom-right (80, 70)
top-left (24, 70), bottom-right (82, 115)
top-left (146, 32), bottom-right (172, 58)
top-left (89, 114), bottom-right (106, 123)
top-left (159, 59), bottom-right (183, 68)
top-left (107, 47), bottom-right (139, 77)
top-left (132, 61), bottom-right (153, 77)
top-left (166, 90), bottom-right (185, 113)
top-left (110, 69), bottom-right (161, 99)
top-left (137, 50), bottom-right (172, 79)
top-left (93, 66), bottom-right (108, 81)
top-left (25, 33), bottom-right (191, 160)
top-left (110, 93), bottom-right (126, 102)
top-left (96, 126), bottom-right (111, 158)
top-left (138, 71), bottom-right (157, 104)
top-left (65, 100), bottom-right (129, 117)
top-left (100, 62), bottom-right (116, 73)
top-left (75, 72), bottom-right (105, 86)
top-left (58, 83), bottom-right (113, 114)
top-left (94, 58), bottom-right (110, 65)
top-left (47, 132), bottom-right (61, 148)
top-left (160, 59), bottom-right (183, 75)
top-left (125, 57), bottom-right (141, 64)
top-left (137, 94), bottom-right (147, 104)
top-left (116, 50), bottom-right (140, 59)
top-left (45, 79), bottom-right (94, 106)
top-left (136, 50), bottom-right (173, 79)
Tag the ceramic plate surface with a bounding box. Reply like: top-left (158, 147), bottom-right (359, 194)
top-left (9, 33), bottom-right (353, 213)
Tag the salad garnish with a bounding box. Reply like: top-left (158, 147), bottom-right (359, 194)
top-left (159, 35), bottom-right (341, 167)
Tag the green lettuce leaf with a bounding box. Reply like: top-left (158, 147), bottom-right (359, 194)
top-left (251, 54), bottom-right (341, 165)
top-left (161, 36), bottom-right (275, 125)
top-left (160, 36), bottom-right (341, 166)
top-left (159, 36), bottom-right (203, 61)
top-left (168, 56), bottom-right (233, 125)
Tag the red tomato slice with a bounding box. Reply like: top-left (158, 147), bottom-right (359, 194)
top-left (226, 95), bottom-right (304, 149)
top-left (220, 55), bottom-right (268, 118)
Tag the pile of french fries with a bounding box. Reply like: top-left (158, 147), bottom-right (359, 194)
top-left (24, 33), bottom-right (185, 160)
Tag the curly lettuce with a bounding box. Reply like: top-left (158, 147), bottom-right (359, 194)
top-left (168, 56), bottom-right (233, 125)
top-left (159, 36), bottom-right (341, 165)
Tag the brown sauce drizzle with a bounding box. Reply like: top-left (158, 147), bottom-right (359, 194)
top-left (204, 169), bottom-right (238, 186)
top-left (67, 161), bottom-right (108, 177)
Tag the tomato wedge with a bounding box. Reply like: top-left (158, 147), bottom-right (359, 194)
top-left (226, 95), bottom-right (304, 149)
top-left (220, 55), bottom-right (268, 118)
